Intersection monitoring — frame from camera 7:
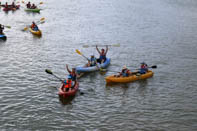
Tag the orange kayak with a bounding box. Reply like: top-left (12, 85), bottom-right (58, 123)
top-left (105, 71), bottom-right (154, 84)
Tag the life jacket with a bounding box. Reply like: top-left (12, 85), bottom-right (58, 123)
top-left (31, 24), bottom-right (36, 29)
top-left (33, 26), bottom-right (38, 31)
top-left (69, 73), bottom-right (76, 81)
top-left (140, 64), bottom-right (148, 74)
top-left (65, 80), bottom-right (72, 88)
top-left (90, 57), bottom-right (96, 66)
top-left (99, 52), bottom-right (106, 61)
top-left (122, 69), bottom-right (129, 77)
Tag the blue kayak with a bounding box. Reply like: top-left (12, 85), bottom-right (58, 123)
top-left (0, 34), bottom-right (7, 40)
top-left (76, 58), bottom-right (111, 73)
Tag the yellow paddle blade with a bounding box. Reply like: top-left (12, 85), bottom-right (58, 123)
top-left (40, 17), bottom-right (45, 21)
top-left (40, 2), bottom-right (43, 4)
top-left (23, 27), bottom-right (28, 31)
top-left (76, 49), bottom-right (82, 55)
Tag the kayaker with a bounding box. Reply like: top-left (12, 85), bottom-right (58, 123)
top-left (87, 55), bottom-right (97, 67)
top-left (66, 64), bottom-right (77, 82)
top-left (26, 2), bottom-right (31, 8)
top-left (96, 45), bottom-right (108, 64)
top-left (62, 76), bottom-right (73, 92)
top-left (11, 2), bottom-right (15, 8)
top-left (31, 4), bottom-right (37, 9)
top-left (5, 2), bottom-right (8, 8)
top-left (139, 62), bottom-right (148, 74)
top-left (0, 24), bottom-right (4, 34)
top-left (114, 65), bottom-right (132, 77)
top-left (31, 22), bottom-right (39, 31)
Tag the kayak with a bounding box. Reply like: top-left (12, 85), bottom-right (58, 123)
top-left (25, 8), bottom-right (41, 13)
top-left (105, 70), bottom-right (154, 84)
top-left (76, 58), bottom-right (111, 73)
top-left (0, 34), bottom-right (7, 40)
top-left (58, 81), bottom-right (79, 97)
top-left (29, 28), bottom-right (42, 36)
top-left (3, 5), bottom-right (20, 11)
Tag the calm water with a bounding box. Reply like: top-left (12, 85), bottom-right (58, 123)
top-left (1, 0), bottom-right (197, 130)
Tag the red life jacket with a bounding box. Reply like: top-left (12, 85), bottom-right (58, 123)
top-left (65, 80), bottom-right (72, 88)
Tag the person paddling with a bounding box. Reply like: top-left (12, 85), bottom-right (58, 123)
top-left (114, 65), bottom-right (132, 77)
top-left (0, 24), bottom-right (4, 34)
top-left (11, 2), bottom-right (15, 8)
top-left (87, 55), bottom-right (97, 67)
top-left (31, 21), bottom-right (39, 31)
top-left (96, 45), bottom-right (108, 64)
top-left (31, 4), bottom-right (37, 9)
top-left (62, 76), bottom-right (73, 92)
top-left (26, 2), bottom-right (31, 8)
top-left (139, 62), bottom-right (148, 74)
top-left (5, 2), bottom-right (8, 8)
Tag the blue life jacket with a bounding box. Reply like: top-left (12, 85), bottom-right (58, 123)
top-left (90, 57), bottom-right (97, 66)
top-left (69, 74), bottom-right (76, 81)
top-left (99, 54), bottom-right (106, 60)
top-left (122, 69), bottom-right (129, 77)
top-left (140, 68), bottom-right (146, 74)
top-left (33, 26), bottom-right (39, 31)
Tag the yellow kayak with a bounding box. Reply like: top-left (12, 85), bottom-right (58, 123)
top-left (29, 28), bottom-right (42, 36)
top-left (105, 70), bottom-right (154, 84)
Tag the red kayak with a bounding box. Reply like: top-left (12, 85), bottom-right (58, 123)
top-left (58, 81), bottom-right (79, 97)
top-left (3, 5), bottom-right (20, 11)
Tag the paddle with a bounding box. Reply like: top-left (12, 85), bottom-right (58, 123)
top-left (83, 43), bottom-right (120, 48)
top-left (106, 65), bottom-right (157, 73)
top-left (45, 69), bottom-right (64, 82)
top-left (148, 65), bottom-right (157, 69)
top-left (23, 17), bottom-right (45, 31)
top-left (75, 49), bottom-right (89, 61)
top-left (4, 25), bottom-right (11, 29)
top-left (75, 49), bottom-right (106, 72)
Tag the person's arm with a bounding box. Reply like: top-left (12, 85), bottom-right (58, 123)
top-left (66, 64), bottom-right (71, 73)
top-left (105, 45), bottom-right (108, 55)
top-left (96, 45), bottom-right (101, 54)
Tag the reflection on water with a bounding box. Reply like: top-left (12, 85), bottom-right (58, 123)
top-left (59, 95), bottom-right (75, 105)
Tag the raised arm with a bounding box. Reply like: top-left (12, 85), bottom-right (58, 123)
top-left (105, 45), bottom-right (108, 55)
top-left (96, 45), bottom-right (101, 54)
top-left (66, 64), bottom-right (71, 73)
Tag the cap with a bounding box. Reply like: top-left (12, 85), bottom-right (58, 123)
top-left (122, 65), bottom-right (127, 70)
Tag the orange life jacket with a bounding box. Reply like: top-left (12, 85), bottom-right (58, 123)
top-left (65, 80), bottom-right (72, 88)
